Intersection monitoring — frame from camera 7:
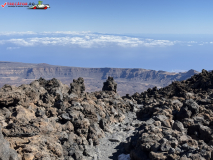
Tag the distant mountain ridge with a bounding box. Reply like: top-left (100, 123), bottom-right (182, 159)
top-left (0, 61), bottom-right (199, 95)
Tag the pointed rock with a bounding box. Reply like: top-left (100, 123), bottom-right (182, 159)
top-left (69, 77), bottom-right (85, 96)
top-left (102, 77), bottom-right (117, 93)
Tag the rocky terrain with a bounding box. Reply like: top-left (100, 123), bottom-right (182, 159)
top-left (1, 68), bottom-right (213, 160)
top-left (0, 61), bottom-right (199, 96)
top-left (127, 69), bottom-right (213, 160)
top-left (0, 76), bottom-right (135, 160)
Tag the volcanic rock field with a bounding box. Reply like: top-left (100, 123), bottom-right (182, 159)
top-left (1, 69), bottom-right (213, 160)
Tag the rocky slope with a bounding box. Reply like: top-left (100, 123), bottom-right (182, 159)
top-left (125, 69), bottom-right (213, 160)
top-left (0, 61), bottom-right (199, 96)
top-left (0, 69), bottom-right (212, 160)
top-left (0, 76), bottom-right (135, 160)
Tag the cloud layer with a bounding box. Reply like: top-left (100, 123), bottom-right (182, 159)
top-left (0, 31), bottom-right (176, 48)
top-left (1, 31), bottom-right (212, 48)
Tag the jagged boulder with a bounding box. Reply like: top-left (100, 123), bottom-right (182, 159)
top-left (102, 76), bottom-right (117, 93)
top-left (69, 77), bottom-right (85, 96)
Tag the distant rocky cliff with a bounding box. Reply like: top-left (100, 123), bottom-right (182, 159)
top-left (0, 61), bottom-right (199, 95)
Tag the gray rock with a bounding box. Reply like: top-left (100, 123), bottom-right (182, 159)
top-left (199, 124), bottom-right (212, 143)
top-left (73, 150), bottom-right (84, 160)
top-left (59, 131), bottom-right (69, 141)
top-left (84, 145), bottom-right (96, 157)
top-left (146, 118), bottom-right (155, 125)
top-left (172, 121), bottom-right (185, 132)
top-left (69, 77), bottom-right (85, 96)
top-left (62, 113), bottom-right (71, 120)
top-left (151, 143), bottom-right (160, 152)
top-left (168, 148), bottom-right (176, 154)
top-left (182, 118), bottom-right (194, 128)
top-left (160, 142), bottom-right (172, 152)
top-left (172, 99), bottom-right (183, 106)
top-left (36, 107), bottom-right (46, 117)
top-left (154, 115), bottom-right (168, 122)
top-left (102, 77), bottom-right (117, 93)
top-left (159, 138), bottom-right (168, 144)
top-left (175, 147), bottom-right (182, 154)
top-left (0, 125), bottom-right (19, 160)
top-left (182, 143), bottom-right (189, 150)
top-left (184, 99), bottom-right (200, 115)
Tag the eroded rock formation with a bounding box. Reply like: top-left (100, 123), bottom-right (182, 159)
top-left (102, 76), bottom-right (117, 93)
top-left (69, 77), bottom-right (85, 96)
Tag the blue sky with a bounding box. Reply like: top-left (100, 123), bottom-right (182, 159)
top-left (2, 0), bottom-right (213, 34)
top-left (0, 0), bottom-right (213, 72)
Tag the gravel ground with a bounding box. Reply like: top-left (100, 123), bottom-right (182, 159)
top-left (95, 111), bottom-right (141, 160)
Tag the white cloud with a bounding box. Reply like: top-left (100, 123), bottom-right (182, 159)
top-left (4, 31), bottom-right (213, 48)
top-left (8, 38), bottom-right (35, 46)
top-left (52, 31), bottom-right (90, 35)
top-left (143, 39), bottom-right (174, 47)
top-left (0, 31), bottom-right (176, 48)
top-left (188, 41), bottom-right (197, 44)
top-left (0, 31), bottom-right (37, 36)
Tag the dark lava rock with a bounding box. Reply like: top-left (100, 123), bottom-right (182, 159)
top-left (2, 69), bottom-right (213, 160)
top-left (0, 77), bottom-right (132, 160)
top-left (102, 76), bottom-right (117, 93)
top-left (69, 77), bottom-right (85, 96)
top-left (127, 69), bottom-right (213, 160)
top-left (172, 121), bottom-right (185, 132)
